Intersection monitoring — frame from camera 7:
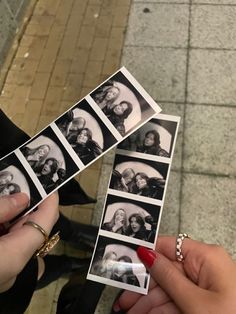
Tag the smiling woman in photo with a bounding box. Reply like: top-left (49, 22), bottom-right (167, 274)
top-left (93, 81), bottom-right (121, 110)
top-left (0, 183), bottom-right (21, 197)
top-left (125, 213), bottom-right (147, 241)
top-left (137, 129), bottom-right (169, 157)
top-left (132, 172), bottom-right (165, 199)
top-left (102, 208), bottom-right (128, 235)
top-left (103, 101), bottom-right (133, 136)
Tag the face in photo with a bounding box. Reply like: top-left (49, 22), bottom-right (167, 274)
top-left (110, 155), bottom-right (169, 201)
top-left (118, 118), bottom-right (178, 158)
top-left (20, 127), bottom-right (79, 194)
top-left (90, 71), bottom-right (156, 137)
top-left (55, 100), bottom-right (117, 165)
top-left (102, 194), bottom-right (160, 243)
top-left (90, 236), bottom-right (148, 290)
top-left (0, 153), bottom-right (42, 218)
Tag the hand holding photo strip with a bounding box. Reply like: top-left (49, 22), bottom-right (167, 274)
top-left (0, 67), bottom-right (161, 221)
top-left (87, 113), bottom-right (180, 294)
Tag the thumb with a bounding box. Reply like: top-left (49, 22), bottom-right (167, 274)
top-left (137, 246), bottom-right (206, 313)
top-left (0, 193), bottom-right (29, 223)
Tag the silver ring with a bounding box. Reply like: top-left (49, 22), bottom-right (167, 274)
top-left (176, 233), bottom-right (190, 262)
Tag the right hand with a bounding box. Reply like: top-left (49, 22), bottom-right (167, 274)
top-left (117, 236), bottom-right (236, 314)
top-left (112, 219), bottom-right (124, 233)
top-left (0, 192), bottom-right (59, 292)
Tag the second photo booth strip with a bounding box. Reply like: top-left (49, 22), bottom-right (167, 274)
top-left (87, 114), bottom-right (180, 294)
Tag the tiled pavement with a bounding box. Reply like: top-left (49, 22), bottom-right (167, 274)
top-left (0, 0), bottom-right (236, 313)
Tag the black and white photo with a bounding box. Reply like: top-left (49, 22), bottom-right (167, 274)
top-left (110, 154), bottom-right (169, 201)
top-left (55, 99), bottom-right (117, 165)
top-left (118, 116), bottom-right (178, 158)
top-left (101, 194), bottom-right (161, 243)
top-left (90, 70), bottom-right (157, 137)
top-left (88, 236), bottom-right (148, 293)
top-left (20, 127), bottom-right (79, 194)
top-left (0, 153), bottom-right (42, 218)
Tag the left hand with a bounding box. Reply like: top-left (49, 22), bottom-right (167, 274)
top-left (0, 192), bottom-right (59, 292)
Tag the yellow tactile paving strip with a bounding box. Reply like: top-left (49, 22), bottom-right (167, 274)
top-left (0, 0), bottom-right (131, 313)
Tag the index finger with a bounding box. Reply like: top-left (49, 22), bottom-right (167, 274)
top-left (0, 193), bottom-right (29, 223)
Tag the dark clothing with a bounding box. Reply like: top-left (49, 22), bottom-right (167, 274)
top-left (37, 174), bottom-right (56, 193)
top-left (125, 226), bottom-right (147, 241)
top-left (73, 141), bottom-right (102, 165)
top-left (111, 273), bottom-right (140, 287)
top-left (132, 177), bottom-right (165, 200)
top-left (110, 169), bottom-right (134, 193)
top-left (137, 145), bottom-right (169, 157)
top-left (0, 257), bottom-right (38, 314)
top-left (102, 107), bottom-right (126, 136)
top-left (57, 110), bottom-right (74, 137)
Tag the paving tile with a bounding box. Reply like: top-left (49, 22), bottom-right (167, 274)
top-left (79, 167), bottom-right (101, 199)
top-left (38, 46), bottom-right (59, 72)
top-left (83, 4), bottom-right (101, 26)
top-left (159, 170), bottom-right (181, 235)
top-left (191, 5), bottom-right (236, 49)
top-left (14, 58), bottom-right (39, 85)
top-left (71, 48), bottom-right (90, 74)
top-left (102, 48), bottom-right (122, 76)
top-left (55, 0), bottom-right (74, 26)
top-left (95, 15), bottom-right (113, 37)
top-left (180, 173), bottom-right (236, 259)
top-left (112, 5), bottom-right (130, 27)
top-left (184, 104), bottom-right (236, 176)
top-left (21, 100), bottom-right (43, 136)
top-left (76, 25), bottom-right (96, 49)
top-left (83, 60), bottom-right (103, 88)
top-left (29, 72), bottom-right (50, 99)
top-left (89, 37), bottom-right (109, 61)
top-left (188, 49), bottom-right (236, 104)
top-left (125, 3), bottom-right (189, 48)
top-left (95, 286), bottom-right (120, 314)
top-left (34, 0), bottom-right (61, 16)
top-left (50, 59), bottom-right (71, 86)
top-left (92, 163), bottom-right (113, 226)
top-left (62, 73), bottom-right (83, 102)
top-left (158, 102), bottom-right (184, 171)
top-left (122, 47), bottom-right (187, 102)
top-left (42, 86), bottom-right (64, 114)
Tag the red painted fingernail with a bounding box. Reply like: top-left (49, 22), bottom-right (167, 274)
top-left (137, 246), bottom-right (158, 268)
top-left (113, 300), bottom-right (121, 312)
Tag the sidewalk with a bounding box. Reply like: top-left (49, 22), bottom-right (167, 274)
top-left (0, 0), bottom-right (235, 313)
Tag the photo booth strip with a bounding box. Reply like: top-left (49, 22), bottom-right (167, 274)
top-left (87, 113), bottom-right (180, 294)
top-left (0, 67), bottom-right (161, 218)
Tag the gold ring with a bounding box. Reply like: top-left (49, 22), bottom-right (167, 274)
top-left (23, 221), bottom-right (49, 242)
top-left (176, 233), bottom-right (190, 262)
top-left (23, 221), bottom-right (60, 258)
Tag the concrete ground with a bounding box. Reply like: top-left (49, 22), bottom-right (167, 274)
top-left (0, 0), bottom-right (235, 313)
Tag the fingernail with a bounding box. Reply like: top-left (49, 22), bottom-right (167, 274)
top-left (113, 300), bottom-right (121, 312)
top-left (112, 300), bottom-right (126, 314)
top-left (9, 193), bottom-right (29, 208)
top-left (137, 246), bottom-right (157, 268)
